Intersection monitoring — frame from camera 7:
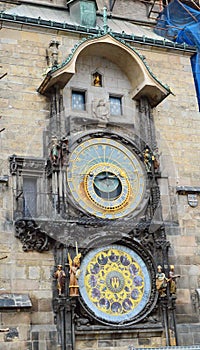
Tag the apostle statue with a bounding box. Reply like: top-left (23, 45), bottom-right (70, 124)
top-left (54, 264), bottom-right (66, 296)
top-left (169, 265), bottom-right (180, 296)
top-left (156, 265), bottom-right (169, 297)
top-left (68, 248), bottom-right (81, 297)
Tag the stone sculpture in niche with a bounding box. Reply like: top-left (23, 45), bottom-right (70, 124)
top-left (48, 40), bottom-right (60, 68)
top-left (92, 99), bottom-right (110, 121)
top-left (48, 136), bottom-right (69, 169)
top-left (93, 72), bottom-right (102, 87)
top-left (50, 137), bottom-right (60, 166)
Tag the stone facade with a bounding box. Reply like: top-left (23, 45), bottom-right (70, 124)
top-left (0, 0), bottom-right (200, 349)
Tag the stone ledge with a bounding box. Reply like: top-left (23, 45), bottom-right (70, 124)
top-left (131, 347), bottom-right (200, 350)
top-left (76, 323), bottom-right (163, 334)
top-left (30, 325), bottom-right (57, 332)
top-left (176, 186), bottom-right (200, 194)
top-left (0, 294), bottom-right (32, 308)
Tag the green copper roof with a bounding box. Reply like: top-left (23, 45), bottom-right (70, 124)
top-left (1, 4), bottom-right (196, 52)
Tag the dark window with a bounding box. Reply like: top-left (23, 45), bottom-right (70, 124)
top-left (23, 177), bottom-right (37, 217)
top-left (72, 91), bottom-right (86, 110)
top-left (109, 96), bottom-right (122, 116)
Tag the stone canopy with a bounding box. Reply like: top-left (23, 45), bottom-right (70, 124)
top-left (38, 33), bottom-right (171, 107)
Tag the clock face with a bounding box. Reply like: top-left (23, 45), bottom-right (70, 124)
top-left (67, 137), bottom-right (147, 219)
top-left (79, 245), bottom-right (151, 324)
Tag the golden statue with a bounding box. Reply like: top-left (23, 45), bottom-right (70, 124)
top-left (93, 73), bottom-right (101, 87)
top-left (68, 252), bottom-right (81, 297)
top-left (156, 265), bottom-right (169, 297)
top-left (169, 265), bottom-right (180, 295)
top-left (54, 264), bottom-right (66, 296)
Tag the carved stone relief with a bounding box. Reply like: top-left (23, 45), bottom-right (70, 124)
top-left (92, 99), bottom-right (110, 121)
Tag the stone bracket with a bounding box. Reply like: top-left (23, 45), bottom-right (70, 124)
top-left (15, 219), bottom-right (55, 252)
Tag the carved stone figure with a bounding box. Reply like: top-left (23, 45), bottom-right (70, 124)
top-left (54, 265), bottom-right (66, 296)
top-left (156, 265), bottom-right (168, 297)
top-left (49, 40), bottom-right (60, 67)
top-left (68, 253), bottom-right (81, 297)
top-left (169, 265), bottom-right (180, 295)
top-left (50, 137), bottom-right (60, 166)
top-left (92, 99), bottom-right (110, 121)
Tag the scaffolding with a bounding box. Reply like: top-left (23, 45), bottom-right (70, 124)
top-left (148, 0), bottom-right (200, 19)
top-left (154, 0), bottom-right (200, 109)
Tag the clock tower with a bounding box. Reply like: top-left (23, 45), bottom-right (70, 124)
top-left (10, 6), bottom-right (177, 348)
top-left (35, 30), bottom-right (173, 348)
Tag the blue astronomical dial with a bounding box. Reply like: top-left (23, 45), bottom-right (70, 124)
top-left (67, 138), bottom-right (147, 219)
top-left (93, 171), bottom-right (121, 200)
top-left (79, 245), bottom-right (151, 324)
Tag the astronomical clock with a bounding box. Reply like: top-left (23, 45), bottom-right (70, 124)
top-left (65, 132), bottom-right (157, 326)
top-left (78, 244), bottom-right (156, 325)
top-left (11, 23), bottom-right (174, 350)
top-left (67, 134), bottom-right (149, 221)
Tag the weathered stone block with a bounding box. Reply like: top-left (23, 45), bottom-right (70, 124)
top-left (138, 337), bottom-right (151, 345)
top-left (29, 267), bottom-right (40, 280)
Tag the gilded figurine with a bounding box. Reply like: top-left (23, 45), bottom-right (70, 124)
top-left (93, 73), bottom-right (101, 87)
top-left (54, 264), bottom-right (66, 296)
top-left (143, 147), bottom-right (152, 173)
top-left (156, 265), bottom-right (169, 297)
top-left (68, 252), bottom-right (81, 297)
top-left (169, 265), bottom-right (180, 296)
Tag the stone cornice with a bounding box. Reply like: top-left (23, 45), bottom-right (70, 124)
top-left (0, 12), bottom-right (196, 54)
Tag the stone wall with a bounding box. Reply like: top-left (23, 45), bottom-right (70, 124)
top-left (0, 25), bottom-right (59, 349)
top-left (0, 12), bottom-right (200, 349)
top-left (139, 47), bottom-right (200, 325)
top-left (76, 329), bottom-right (164, 350)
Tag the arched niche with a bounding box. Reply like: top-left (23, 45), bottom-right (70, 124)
top-left (38, 34), bottom-right (171, 107)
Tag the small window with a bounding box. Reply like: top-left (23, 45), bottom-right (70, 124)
top-left (72, 90), bottom-right (86, 111)
top-left (109, 96), bottom-right (122, 116)
top-left (23, 177), bottom-right (37, 217)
